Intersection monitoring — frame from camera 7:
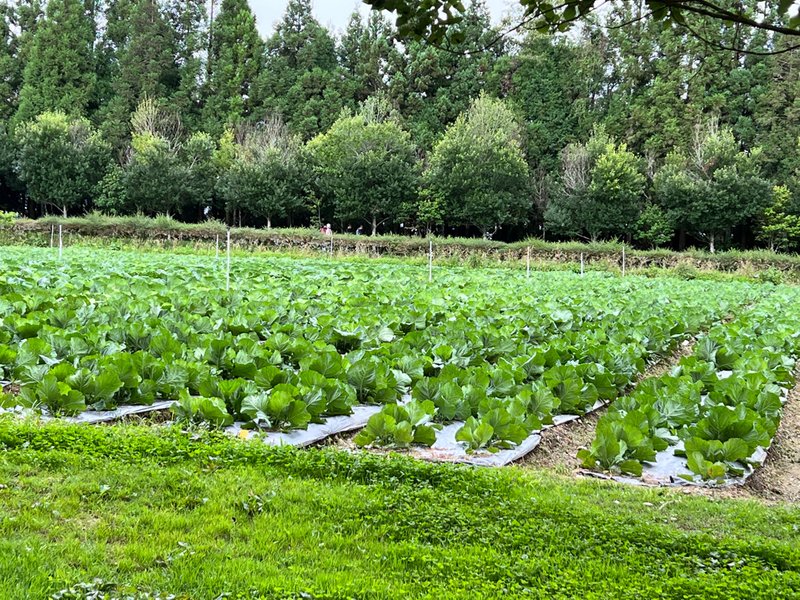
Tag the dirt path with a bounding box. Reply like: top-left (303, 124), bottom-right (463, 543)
top-left (745, 370), bottom-right (800, 502)
top-left (518, 339), bottom-right (695, 473)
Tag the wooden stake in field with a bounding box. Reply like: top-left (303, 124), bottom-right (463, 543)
top-left (50, 224), bottom-right (54, 248)
top-left (330, 234), bottom-right (334, 256)
top-left (526, 247), bottom-right (531, 278)
top-left (215, 234), bottom-right (219, 260)
top-left (580, 252), bottom-right (584, 276)
top-left (226, 229), bottom-right (231, 292)
top-left (622, 245), bottom-right (626, 277)
top-left (58, 225), bottom-right (63, 260)
top-left (428, 238), bottom-right (433, 283)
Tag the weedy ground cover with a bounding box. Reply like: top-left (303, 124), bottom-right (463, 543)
top-left (0, 421), bottom-right (799, 599)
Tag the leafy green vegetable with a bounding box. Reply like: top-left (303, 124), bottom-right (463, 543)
top-left (171, 390), bottom-right (233, 427)
top-left (354, 400), bottom-right (439, 449)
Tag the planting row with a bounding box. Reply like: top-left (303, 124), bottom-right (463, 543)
top-left (0, 248), bottom-right (758, 456)
top-left (579, 289), bottom-right (800, 483)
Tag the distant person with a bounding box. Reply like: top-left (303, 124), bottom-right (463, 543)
top-left (324, 223), bottom-right (332, 235)
top-left (355, 225), bottom-right (364, 236)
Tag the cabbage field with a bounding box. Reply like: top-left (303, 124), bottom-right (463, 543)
top-left (1, 247), bottom-right (797, 485)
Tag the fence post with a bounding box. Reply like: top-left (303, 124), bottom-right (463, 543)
top-left (226, 228), bottom-right (231, 292)
top-left (58, 224), bottom-right (63, 260)
top-left (580, 252), bottom-right (584, 276)
top-left (215, 234), bottom-right (219, 261)
top-left (50, 224), bottom-right (54, 248)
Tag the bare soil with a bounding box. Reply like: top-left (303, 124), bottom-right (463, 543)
top-left (2, 382), bottom-right (20, 395)
top-left (518, 339), bottom-right (696, 473)
top-left (744, 371), bottom-right (800, 502)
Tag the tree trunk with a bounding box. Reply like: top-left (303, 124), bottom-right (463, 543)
top-left (371, 215), bottom-right (377, 236)
top-left (267, 216), bottom-right (271, 229)
top-left (62, 205), bottom-right (67, 218)
top-left (678, 227), bottom-right (686, 250)
top-left (709, 232), bottom-right (715, 254)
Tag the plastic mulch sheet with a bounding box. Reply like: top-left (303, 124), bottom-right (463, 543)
top-left (225, 404), bottom-right (385, 447)
top-left (1, 401), bottom-right (177, 423)
top-left (49, 401), bottom-right (177, 424)
top-left (405, 400), bottom-right (607, 467)
top-left (581, 371), bottom-right (788, 487)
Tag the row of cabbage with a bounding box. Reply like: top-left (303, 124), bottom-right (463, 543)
top-left (0, 249), bottom-right (759, 448)
top-left (579, 288), bottom-right (800, 482)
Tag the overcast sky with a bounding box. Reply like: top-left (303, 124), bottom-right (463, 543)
top-left (251, 0), bottom-right (513, 37)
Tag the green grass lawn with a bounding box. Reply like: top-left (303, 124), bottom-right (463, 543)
top-left (0, 418), bottom-right (798, 599)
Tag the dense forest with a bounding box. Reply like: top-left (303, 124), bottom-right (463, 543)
top-left (0, 0), bottom-right (799, 251)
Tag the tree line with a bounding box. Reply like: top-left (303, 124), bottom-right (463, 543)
top-left (1, 0), bottom-right (799, 252)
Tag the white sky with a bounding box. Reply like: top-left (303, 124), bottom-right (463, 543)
top-left (250, 0), bottom-right (513, 37)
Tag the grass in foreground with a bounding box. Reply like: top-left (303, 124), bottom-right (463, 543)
top-left (0, 418), bottom-right (798, 600)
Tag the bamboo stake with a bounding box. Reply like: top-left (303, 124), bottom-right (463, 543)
top-left (526, 247), bottom-right (531, 277)
top-left (226, 229), bottom-right (231, 291)
top-left (428, 239), bottom-right (433, 283)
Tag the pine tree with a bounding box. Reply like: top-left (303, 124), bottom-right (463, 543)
top-left (339, 11), bottom-right (398, 104)
top-left (0, 2), bottom-right (20, 121)
top-left (117, 0), bottom-right (179, 106)
top-left (755, 38), bottom-right (800, 183)
top-left (388, 1), bottom-right (503, 149)
top-left (202, 0), bottom-right (264, 134)
top-left (165, 0), bottom-right (207, 130)
top-left (495, 33), bottom-right (596, 172)
top-left (96, 0), bottom-right (180, 149)
top-left (259, 0), bottom-right (343, 139)
top-left (14, 0), bottom-right (96, 125)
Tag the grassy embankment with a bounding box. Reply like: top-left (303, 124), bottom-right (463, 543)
top-left (3, 213), bottom-right (799, 283)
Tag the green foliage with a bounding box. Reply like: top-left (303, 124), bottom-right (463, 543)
top-left (240, 388), bottom-right (312, 431)
top-left (18, 374), bottom-right (86, 416)
top-left (456, 405), bottom-right (532, 453)
top-left (257, 0), bottom-right (342, 139)
top-left (16, 111), bottom-right (110, 216)
top-left (635, 203), bottom-right (674, 248)
top-left (425, 95), bottom-right (530, 237)
top-left (125, 131), bottom-right (182, 215)
top-left (14, 0), bottom-right (96, 125)
top-left (757, 185), bottom-right (800, 251)
top-left (654, 123), bottom-right (772, 252)
top-left (0, 210), bottom-right (17, 226)
top-left (388, 3), bottom-right (503, 149)
top-left (219, 118), bottom-right (305, 227)
top-left (582, 287), bottom-right (800, 483)
top-left (354, 400), bottom-right (439, 448)
top-left (172, 390), bottom-right (233, 427)
top-left (363, 0), bottom-right (800, 42)
top-left (308, 97), bottom-right (419, 234)
top-left (202, 0), bottom-right (263, 134)
top-left (3, 417), bottom-right (800, 598)
top-left (0, 245), bottom-right (760, 443)
top-left (546, 127), bottom-right (645, 241)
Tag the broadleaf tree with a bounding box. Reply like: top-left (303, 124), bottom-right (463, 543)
top-left (308, 97), bottom-right (419, 235)
top-left (16, 111), bottom-right (110, 217)
top-left (426, 95), bottom-right (530, 238)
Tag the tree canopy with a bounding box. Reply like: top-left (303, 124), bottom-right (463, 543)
top-left (1, 0), bottom-right (800, 253)
top-left (363, 0), bottom-right (800, 44)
